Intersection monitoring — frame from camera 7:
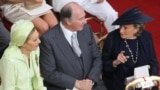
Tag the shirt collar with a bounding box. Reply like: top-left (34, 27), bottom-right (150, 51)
top-left (60, 22), bottom-right (77, 44)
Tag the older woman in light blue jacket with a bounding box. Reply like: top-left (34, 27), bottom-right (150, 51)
top-left (0, 19), bottom-right (46, 90)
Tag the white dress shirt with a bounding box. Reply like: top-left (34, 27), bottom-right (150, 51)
top-left (60, 22), bottom-right (79, 46)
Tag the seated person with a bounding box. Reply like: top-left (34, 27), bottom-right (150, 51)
top-left (102, 8), bottom-right (159, 90)
top-left (0, 10), bottom-right (10, 58)
top-left (0, 20), bottom-right (10, 59)
top-left (0, 0), bottom-right (58, 36)
top-left (0, 19), bottom-right (46, 90)
top-left (52, 0), bottom-right (119, 33)
top-left (39, 2), bottom-right (107, 90)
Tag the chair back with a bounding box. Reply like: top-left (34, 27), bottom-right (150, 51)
top-left (125, 76), bottom-right (160, 90)
top-left (85, 13), bottom-right (105, 38)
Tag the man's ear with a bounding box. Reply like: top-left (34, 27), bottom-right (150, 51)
top-left (65, 18), bottom-right (72, 25)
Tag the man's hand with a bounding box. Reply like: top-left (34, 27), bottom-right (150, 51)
top-left (75, 79), bottom-right (92, 90)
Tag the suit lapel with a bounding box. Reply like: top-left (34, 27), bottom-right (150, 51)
top-left (54, 25), bottom-right (83, 77)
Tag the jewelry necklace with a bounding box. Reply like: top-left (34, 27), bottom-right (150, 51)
top-left (124, 39), bottom-right (139, 63)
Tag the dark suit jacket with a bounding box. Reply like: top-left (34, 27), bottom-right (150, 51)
top-left (0, 22), bottom-right (10, 58)
top-left (40, 24), bottom-right (103, 90)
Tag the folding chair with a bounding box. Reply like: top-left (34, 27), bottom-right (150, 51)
top-left (125, 76), bottom-right (160, 90)
top-left (85, 13), bottom-right (105, 38)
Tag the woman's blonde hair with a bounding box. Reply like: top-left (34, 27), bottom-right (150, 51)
top-left (134, 23), bottom-right (145, 37)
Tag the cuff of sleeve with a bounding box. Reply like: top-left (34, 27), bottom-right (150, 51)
top-left (91, 80), bottom-right (97, 89)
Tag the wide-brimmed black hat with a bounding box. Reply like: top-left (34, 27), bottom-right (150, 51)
top-left (112, 7), bottom-right (153, 25)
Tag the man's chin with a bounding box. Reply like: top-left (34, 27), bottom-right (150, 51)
top-left (78, 27), bottom-right (84, 31)
top-left (120, 36), bottom-right (126, 39)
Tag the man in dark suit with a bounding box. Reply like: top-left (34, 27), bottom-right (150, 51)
top-left (39, 2), bottom-right (106, 90)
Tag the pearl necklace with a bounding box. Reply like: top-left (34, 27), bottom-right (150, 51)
top-left (124, 39), bottom-right (139, 63)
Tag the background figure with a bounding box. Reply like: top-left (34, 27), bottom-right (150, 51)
top-left (102, 8), bottom-right (159, 90)
top-left (52, 0), bottom-right (118, 33)
top-left (0, 20), bottom-right (46, 90)
top-left (0, 17), bottom-right (10, 58)
top-left (40, 2), bottom-right (106, 90)
top-left (0, 0), bottom-right (58, 36)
